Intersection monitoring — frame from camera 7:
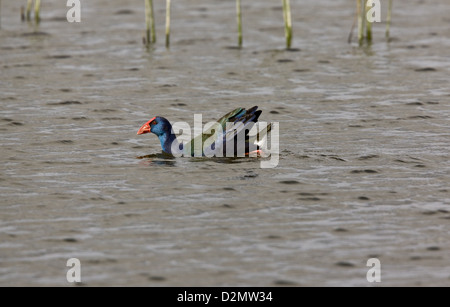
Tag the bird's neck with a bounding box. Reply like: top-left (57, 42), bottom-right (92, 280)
top-left (158, 131), bottom-right (182, 155)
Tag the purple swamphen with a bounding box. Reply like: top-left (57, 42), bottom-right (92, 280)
top-left (137, 106), bottom-right (272, 157)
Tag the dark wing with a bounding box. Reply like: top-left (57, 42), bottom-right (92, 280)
top-left (221, 106), bottom-right (263, 156)
top-left (187, 106), bottom-right (267, 157)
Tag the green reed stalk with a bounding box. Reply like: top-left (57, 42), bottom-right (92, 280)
top-left (144, 0), bottom-right (156, 44)
top-left (365, 0), bottom-right (372, 43)
top-left (165, 0), bottom-right (171, 48)
top-left (236, 0), bottom-right (242, 48)
top-left (34, 0), bottom-right (41, 24)
top-left (26, 0), bottom-right (33, 21)
top-left (386, 0), bottom-right (393, 39)
top-left (357, 0), bottom-right (364, 45)
top-left (282, 0), bottom-right (292, 49)
top-left (144, 0), bottom-right (150, 44)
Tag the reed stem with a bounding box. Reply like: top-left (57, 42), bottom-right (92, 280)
top-left (357, 0), bottom-right (364, 46)
top-left (26, 0), bottom-right (33, 21)
top-left (386, 0), bottom-right (393, 39)
top-left (34, 0), bottom-right (41, 24)
top-left (165, 0), bottom-right (171, 48)
top-left (149, 0), bottom-right (156, 43)
top-left (282, 0), bottom-right (292, 49)
top-left (144, 0), bottom-right (150, 45)
top-left (236, 0), bottom-right (242, 48)
top-left (144, 0), bottom-right (156, 45)
top-left (365, 0), bottom-right (372, 43)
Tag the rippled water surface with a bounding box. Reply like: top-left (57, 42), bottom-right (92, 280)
top-left (1, 0), bottom-right (449, 286)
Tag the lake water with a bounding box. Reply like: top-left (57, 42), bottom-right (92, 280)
top-left (1, 0), bottom-right (449, 286)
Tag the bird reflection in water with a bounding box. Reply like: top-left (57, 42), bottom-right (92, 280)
top-left (136, 153), bottom-right (176, 166)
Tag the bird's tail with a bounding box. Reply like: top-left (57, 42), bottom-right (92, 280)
top-left (248, 122), bottom-right (272, 150)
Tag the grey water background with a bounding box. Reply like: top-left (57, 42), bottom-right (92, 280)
top-left (0, 0), bottom-right (449, 286)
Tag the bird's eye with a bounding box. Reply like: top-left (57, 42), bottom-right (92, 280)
top-left (151, 120), bottom-right (157, 125)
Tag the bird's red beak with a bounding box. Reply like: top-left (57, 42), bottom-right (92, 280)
top-left (137, 123), bottom-right (150, 135)
top-left (137, 117), bottom-right (156, 135)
